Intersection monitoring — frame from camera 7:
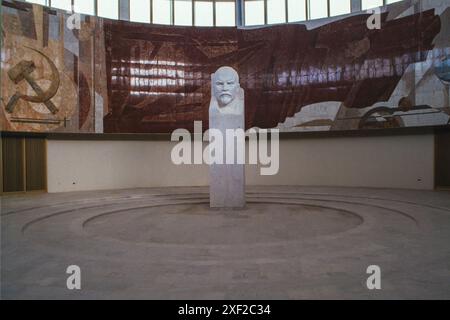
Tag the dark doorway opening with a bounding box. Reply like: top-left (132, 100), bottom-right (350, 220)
top-left (1, 135), bottom-right (47, 194)
top-left (435, 128), bottom-right (450, 189)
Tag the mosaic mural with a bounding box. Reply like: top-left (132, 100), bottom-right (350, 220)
top-left (1, 0), bottom-right (449, 134)
top-left (1, 0), bottom-right (107, 133)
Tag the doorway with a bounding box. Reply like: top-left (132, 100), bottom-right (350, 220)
top-left (1, 135), bottom-right (47, 194)
top-left (435, 129), bottom-right (450, 189)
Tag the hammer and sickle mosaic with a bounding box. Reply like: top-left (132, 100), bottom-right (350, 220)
top-left (1, 41), bottom-right (79, 132)
top-left (5, 46), bottom-right (60, 115)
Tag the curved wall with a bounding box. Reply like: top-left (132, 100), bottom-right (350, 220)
top-left (46, 132), bottom-right (435, 192)
top-left (1, 1), bottom-right (444, 193)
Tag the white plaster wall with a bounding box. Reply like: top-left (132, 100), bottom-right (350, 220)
top-left (246, 134), bottom-right (435, 190)
top-left (47, 140), bottom-right (209, 193)
top-left (47, 134), bottom-right (435, 193)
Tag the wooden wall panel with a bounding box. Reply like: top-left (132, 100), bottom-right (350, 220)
top-left (436, 131), bottom-right (450, 188)
top-left (2, 137), bottom-right (25, 193)
top-left (25, 138), bottom-right (46, 191)
top-left (1, 137), bottom-right (47, 193)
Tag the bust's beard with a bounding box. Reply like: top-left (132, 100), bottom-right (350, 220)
top-left (217, 94), bottom-right (235, 108)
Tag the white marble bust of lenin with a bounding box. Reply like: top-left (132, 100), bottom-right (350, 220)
top-left (209, 66), bottom-right (244, 116)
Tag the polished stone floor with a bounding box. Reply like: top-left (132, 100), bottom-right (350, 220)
top-left (1, 186), bottom-right (450, 299)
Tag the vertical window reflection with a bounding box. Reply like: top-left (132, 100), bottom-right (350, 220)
top-left (175, 0), bottom-right (193, 26)
top-left (309, 0), bottom-right (329, 20)
top-left (153, 0), bottom-right (172, 24)
top-left (267, 0), bottom-right (286, 24)
top-left (130, 0), bottom-right (151, 23)
top-left (195, 1), bottom-right (214, 27)
top-left (74, 0), bottom-right (95, 15)
top-left (329, 0), bottom-right (351, 17)
top-left (287, 0), bottom-right (306, 23)
top-left (98, 0), bottom-right (119, 19)
top-left (245, 0), bottom-right (265, 26)
top-left (362, 0), bottom-right (384, 10)
top-left (216, 1), bottom-right (236, 27)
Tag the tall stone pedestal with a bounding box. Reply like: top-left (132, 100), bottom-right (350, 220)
top-left (209, 112), bottom-right (245, 209)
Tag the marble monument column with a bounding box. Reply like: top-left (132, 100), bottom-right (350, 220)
top-left (209, 67), bottom-right (246, 209)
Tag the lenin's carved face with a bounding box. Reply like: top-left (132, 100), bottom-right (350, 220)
top-left (213, 67), bottom-right (240, 108)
